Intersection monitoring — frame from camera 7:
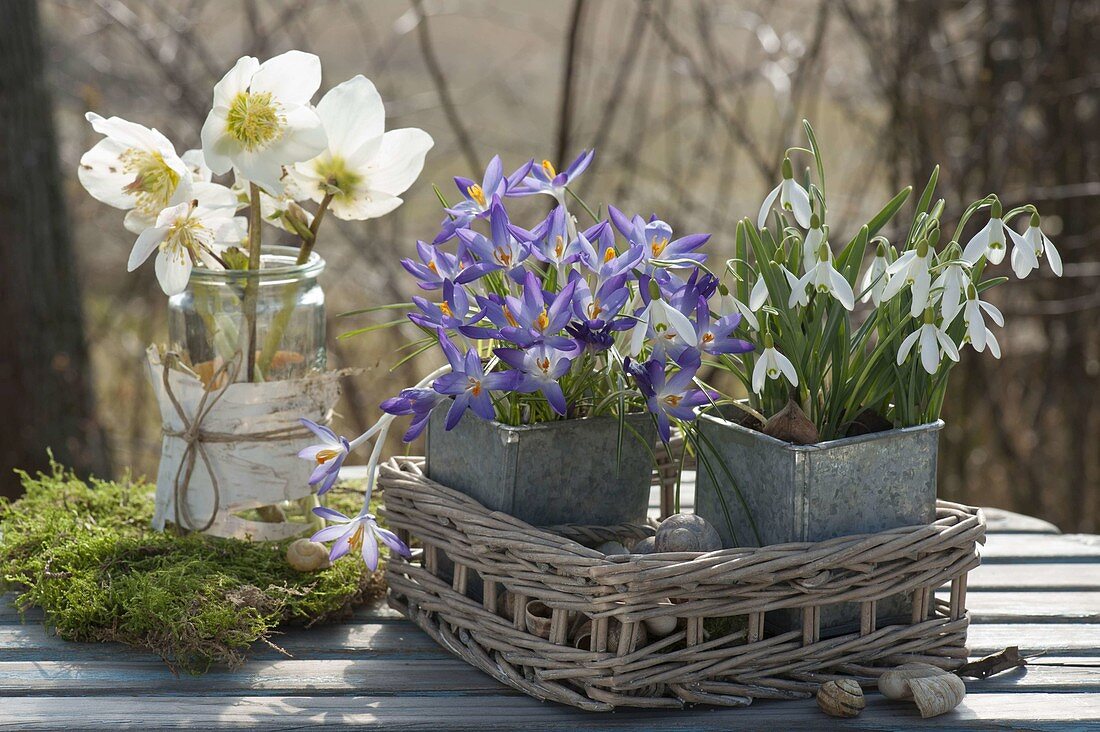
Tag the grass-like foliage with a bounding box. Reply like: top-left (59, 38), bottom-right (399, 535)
top-left (0, 462), bottom-right (385, 673)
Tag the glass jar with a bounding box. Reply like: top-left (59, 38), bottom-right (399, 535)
top-left (167, 245), bottom-right (325, 382)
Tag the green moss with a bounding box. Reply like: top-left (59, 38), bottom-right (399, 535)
top-left (0, 462), bottom-right (386, 673)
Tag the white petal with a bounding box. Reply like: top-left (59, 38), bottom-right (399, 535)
top-left (985, 221), bottom-right (1007, 264)
top-left (897, 330), bottom-right (920, 365)
top-left (756, 184), bottom-right (781, 229)
top-left (658, 301), bottom-right (697, 346)
top-left (967, 309), bottom-right (985, 350)
top-left (77, 137), bottom-right (139, 209)
top-left (886, 250), bottom-right (915, 276)
top-left (191, 181), bottom-right (239, 214)
top-left (181, 148), bottom-right (212, 182)
top-left (986, 329), bottom-right (1001, 358)
top-left (316, 75), bottom-right (385, 156)
top-left (789, 271), bottom-right (810, 308)
top-left (362, 128), bottom-right (434, 196)
top-left (329, 190), bottom-right (403, 221)
top-left (200, 108), bottom-right (235, 175)
top-left (775, 350), bottom-right (799, 387)
top-left (1010, 247), bottom-right (1032, 279)
top-left (155, 247), bottom-right (192, 296)
top-left (212, 56), bottom-right (259, 108)
top-left (250, 51), bottom-right (322, 105)
top-left (751, 356), bottom-right (767, 393)
top-left (909, 269), bottom-right (931, 317)
top-left (123, 208), bottom-right (157, 235)
top-left (962, 220), bottom-right (992, 264)
top-left (1045, 237), bottom-right (1063, 276)
top-left (980, 300), bottom-right (1004, 327)
top-left (128, 227), bottom-right (167, 271)
top-left (919, 326), bottom-right (939, 374)
top-left (936, 328), bottom-right (960, 362)
top-left (262, 104), bottom-right (329, 167)
top-left (735, 299), bottom-right (759, 330)
top-left (233, 147), bottom-right (290, 195)
top-left (85, 112), bottom-right (166, 152)
top-left (829, 267), bottom-right (855, 310)
top-left (749, 276), bottom-right (769, 310)
top-left (784, 179), bottom-right (812, 228)
top-left (629, 306), bottom-right (650, 357)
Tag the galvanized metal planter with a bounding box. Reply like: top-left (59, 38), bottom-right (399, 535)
top-left (694, 407), bottom-right (943, 632)
top-left (425, 408), bottom-right (656, 527)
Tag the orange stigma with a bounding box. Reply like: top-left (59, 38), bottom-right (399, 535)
top-left (427, 260), bottom-right (438, 274)
top-left (504, 306), bottom-right (518, 328)
top-left (315, 448), bottom-right (339, 465)
top-left (702, 332), bottom-right (715, 344)
top-left (663, 394), bottom-right (683, 407)
top-left (468, 378), bottom-right (483, 397)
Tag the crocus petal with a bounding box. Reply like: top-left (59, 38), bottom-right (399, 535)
top-left (313, 506), bottom-right (351, 523)
top-left (312, 524), bottom-right (352, 543)
top-left (299, 418), bottom-right (339, 444)
top-left (360, 527), bottom-right (381, 570)
top-left (375, 526), bottom-right (412, 559)
top-left (328, 532), bottom-right (352, 562)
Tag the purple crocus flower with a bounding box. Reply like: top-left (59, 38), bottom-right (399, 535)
top-left (495, 343), bottom-right (574, 416)
top-left (627, 349), bottom-right (714, 442)
top-left (297, 418), bottom-right (350, 495)
top-left (400, 240), bottom-right (493, 291)
top-left (408, 279), bottom-right (492, 339)
top-left (311, 506), bottom-right (411, 570)
top-left (608, 206), bottom-right (709, 270)
top-left (575, 222), bottom-right (645, 281)
top-left (380, 387), bottom-right (446, 442)
top-left (456, 198), bottom-right (531, 279)
top-left (433, 156), bottom-right (534, 244)
top-left (509, 149), bottom-right (594, 199)
top-left (569, 270), bottom-right (630, 330)
top-left (693, 306), bottom-right (755, 358)
top-left (525, 205), bottom-right (587, 267)
top-left (496, 271), bottom-right (578, 349)
top-left (432, 331), bottom-right (521, 429)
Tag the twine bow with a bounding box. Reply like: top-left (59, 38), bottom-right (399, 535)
top-left (159, 352), bottom-right (326, 532)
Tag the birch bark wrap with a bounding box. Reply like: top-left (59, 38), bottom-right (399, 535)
top-left (146, 346), bottom-right (342, 541)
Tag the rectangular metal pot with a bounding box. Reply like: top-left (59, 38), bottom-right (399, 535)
top-left (426, 409), bottom-right (656, 527)
top-left (694, 406), bottom-right (942, 633)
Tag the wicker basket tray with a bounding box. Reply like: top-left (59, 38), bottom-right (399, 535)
top-left (380, 457), bottom-right (985, 711)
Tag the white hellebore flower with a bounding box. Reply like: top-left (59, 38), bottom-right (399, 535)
top-left (962, 201), bottom-right (1009, 265)
top-left (932, 258), bottom-right (970, 325)
top-left (882, 238), bottom-right (934, 317)
top-left (200, 51), bottom-right (328, 193)
top-left (78, 113), bottom-right (193, 234)
top-left (791, 245), bottom-right (855, 310)
top-left (1008, 213), bottom-right (1063, 278)
top-left (860, 242), bottom-right (890, 305)
top-left (757, 157), bottom-right (812, 229)
top-left (897, 308), bottom-right (960, 375)
top-left (961, 284), bottom-right (1004, 357)
top-left (290, 75), bottom-right (434, 221)
top-left (752, 333), bottom-right (799, 394)
top-left (127, 195), bottom-right (241, 296)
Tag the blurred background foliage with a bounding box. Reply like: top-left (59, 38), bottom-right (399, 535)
top-left (5, 0), bottom-right (1098, 531)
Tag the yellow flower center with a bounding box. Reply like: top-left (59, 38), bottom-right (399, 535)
top-left (120, 149), bottom-right (181, 218)
top-left (651, 237), bottom-right (669, 257)
top-left (553, 236), bottom-right (565, 259)
top-left (468, 183), bottom-right (486, 207)
top-left (225, 91), bottom-right (284, 151)
top-left (347, 522), bottom-right (366, 554)
top-left (535, 307), bottom-right (550, 331)
top-left (312, 155), bottom-right (363, 200)
top-left (663, 394), bottom-right (682, 408)
top-left (439, 302), bottom-right (453, 317)
top-left (603, 247), bottom-right (616, 263)
top-left (536, 357), bottom-right (551, 373)
top-left (702, 332), bottom-right (715, 344)
top-left (468, 377), bottom-right (483, 397)
top-left (541, 159), bottom-right (557, 178)
top-left (315, 448), bottom-right (340, 465)
top-left (163, 209), bottom-right (213, 257)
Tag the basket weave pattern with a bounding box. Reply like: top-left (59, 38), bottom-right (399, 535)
top-left (381, 457), bottom-right (985, 711)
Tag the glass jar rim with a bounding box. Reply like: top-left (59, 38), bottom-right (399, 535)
top-left (188, 244), bottom-right (324, 282)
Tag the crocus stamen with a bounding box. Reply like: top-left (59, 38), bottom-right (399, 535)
top-left (468, 183), bottom-right (486, 207)
top-left (535, 307), bottom-right (550, 331)
top-left (702, 332), bottom-right (715, 344)
top-left (603, 247), bottom-right (616, 263)
top-left (553, 236), bottom-right (564, 258)
top-left (503, 306), bottom-right (518, 328)
top-left (651, 238), bottom-right (669, 257)
top-left (225, 91), bottom-right (284, 151)
top-left (587, 300), bottom-right (603, 318)
top-left (541, 159), bottom-right (557, 178)
top-left (315, 448), bottom-right (340, 465)
top-left (348, 522), bottom-right (366, 553)
top-left (468, 377), bottom-right (483, 396)
top-left (439, 302), bottom-right (453, 317)
top-left (663, 394), bottom-right (683, 407)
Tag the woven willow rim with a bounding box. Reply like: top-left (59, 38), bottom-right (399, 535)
top-left (380, 455), bottom-right (984, 711)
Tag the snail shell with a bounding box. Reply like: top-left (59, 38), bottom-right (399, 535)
top-left (286, 538), bottom-right (330, 572)
top-left (817, 678), bottom-right (865, 718)
top-left (595, 540), bottom-right (629, 556)
top-left (879, 662), bottom-right (949, 700)
top-left (643, 601), bottom-right (678, 637)
top-left (655, 514), bottom-right (723, 553)
top-left (632, 536), bottom-right (656, 555)
top-left (910, 673), bottom-right (966, 718)
top-left (572, 619), bottom-right (593, 650)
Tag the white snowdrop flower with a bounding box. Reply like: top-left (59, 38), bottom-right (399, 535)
top-left (289, 75), bottom-right (434, 221)
top-left (801, 214), bottom-right (826, 273)
top-left (932, 259), bottom-right (970, 325)
top-left (882, 238), bottom-right (934, 317)
top-left (200, 51), bottom-right (328, 193)
top-left (961, 284), bottom-right (1004, 357)
top-left (896, 308), bottom-right (960, 375)
top-left (78, 113), bottom-right (193, 234)
top-left (962, 200), bottom-right (1009, 265)
top-left (751, 333), bottom-right (799, 394)
top-left (718, 289), bottom-right (759, 331)
top-left (860, 242), bottom-right (889, 305)
top-left (749, 272), bottom-right (771, 310)
top-left (1008, 212), bottom-right (1063, 278)
top-left (792, 243), bottom-right (855, 310)
top-left (757, 157), bottom-right (812, 229)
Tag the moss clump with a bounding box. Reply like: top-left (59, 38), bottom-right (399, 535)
top-left (0, 462), bottom-right (386, 673)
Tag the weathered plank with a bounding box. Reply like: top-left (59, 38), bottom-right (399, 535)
top-left (966, 562), bottom-right (1100, 590)
top-left (2, 693), bottom-right (1100, 731)
top-left (980, 508), bottom-right (1060, 535)
top-left (980, 534), bottom-right (1100, 563)
top-left (968, 623), bottom-right (1100, 656)
top-left (939, 590), bottom-right (1100, 623)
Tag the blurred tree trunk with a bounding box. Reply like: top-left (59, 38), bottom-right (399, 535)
top-left (0, 0), bottom-right (110, 497)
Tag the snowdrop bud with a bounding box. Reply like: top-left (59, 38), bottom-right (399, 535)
top-left (990, 198), bottom-right (1003, 218)
top-left (782, 157), bottom-right (794, 179)
top-left (927, 226), bottom-right (940, 248)
top-left (916, 238), bottom-right (930, 258)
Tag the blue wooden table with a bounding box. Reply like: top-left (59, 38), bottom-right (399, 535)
top-left (2, 478), bottom-right (1100, 730)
